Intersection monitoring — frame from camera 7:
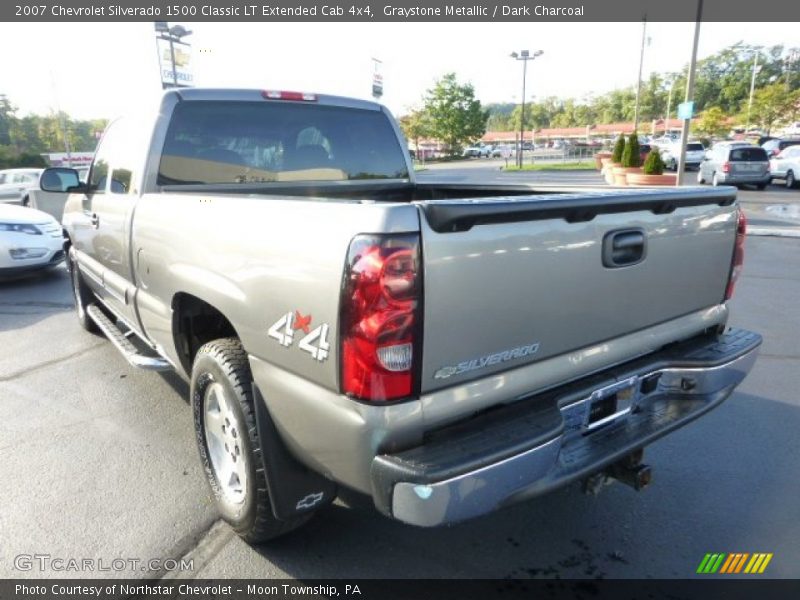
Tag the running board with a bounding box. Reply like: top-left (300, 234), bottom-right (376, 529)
top-left (86, 304), bottom-right (172, 371)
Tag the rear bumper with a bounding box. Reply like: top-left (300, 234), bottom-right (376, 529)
top-left (717, 173), bottom-right (771, 185)
top-left (371, 328), bottom-right (761, 527)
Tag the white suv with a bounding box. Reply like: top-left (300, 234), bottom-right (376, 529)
top-left (659, 142), bottom-right (706, 170)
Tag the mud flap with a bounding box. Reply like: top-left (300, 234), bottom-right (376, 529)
top-left (252, 384), bottom-right (337, 520)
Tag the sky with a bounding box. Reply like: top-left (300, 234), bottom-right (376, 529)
top-left (0, 21), bottom-right (798, 121)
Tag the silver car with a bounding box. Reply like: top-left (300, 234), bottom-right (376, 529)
top-left (697, 143), bottom-right (771, 189)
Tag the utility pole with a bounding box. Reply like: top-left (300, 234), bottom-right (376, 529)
top-left (510, 49), bottom-right (543, 168)
top-left (633, 17), bottom-right (647, 133)
top-left (665, 78), bottom-right (676, 136)
top-left (675, 0), bottom-right (703, 185)
top-left (746, 50), bottom-right (760, 133)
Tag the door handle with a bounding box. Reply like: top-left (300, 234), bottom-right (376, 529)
top-left (90, 213), bottom-right (99, 228)
top-left (603, 229), bottom-right (646, 267)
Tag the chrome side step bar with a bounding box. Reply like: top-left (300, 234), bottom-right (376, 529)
top-left (86, 304), bottom-right (172, 371)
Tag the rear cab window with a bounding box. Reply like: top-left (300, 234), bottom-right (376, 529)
top-left (157, 100), bottom-right (410, 186)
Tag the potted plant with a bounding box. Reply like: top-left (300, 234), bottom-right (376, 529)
top-left (613, 133), bottom-right (643, 185)
top-left (604, 134), bottom-right (625, 184)
top-left (627, 148), bottom-right (678, 186)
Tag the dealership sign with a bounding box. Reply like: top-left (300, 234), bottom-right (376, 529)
top-left (157, 38), bottom-right (193, 88)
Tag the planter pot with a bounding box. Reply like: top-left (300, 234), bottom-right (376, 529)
top-left (603, 161), bottom-right (621, 184)
top-left (594, 152), bottom-right (612, 170)
top-left (626, 173), bottom-right (678, 186)
top-left (612, 166), bottom-right (642, 186)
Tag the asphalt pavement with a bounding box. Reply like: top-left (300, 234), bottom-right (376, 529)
top-left (1, 168), bottom-right (799, 580)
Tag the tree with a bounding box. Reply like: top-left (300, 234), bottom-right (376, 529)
top-left (622, 133), bottom-right (641, 168)
top-left (422, 73), bottom-right (487, 155)
top-left (612, 135), bottom-right (626, 163)
top-left (642, 147), bottom-right (665, 175)
top-left (695, 106), bottom-right (729, 137)
top-left (398, 109), bottom-right (431, 155)
top-left (749, 83), bottom-right (800, 133)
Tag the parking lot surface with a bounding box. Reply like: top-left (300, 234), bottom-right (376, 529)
top-left (1, 169), bottom-right (799, 579)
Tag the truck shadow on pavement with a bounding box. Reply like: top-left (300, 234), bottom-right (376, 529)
top-left (237, 390), bottom-right (798, 580)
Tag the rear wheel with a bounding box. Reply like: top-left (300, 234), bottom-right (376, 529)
top-left (191, 338), bottom-right (312, 543)
top-left (787, 170), bottom-right (796, 189)
top-left (755, 183), bottom-right (767, 191)
top-left (697, 170), bottom-right (705, 184)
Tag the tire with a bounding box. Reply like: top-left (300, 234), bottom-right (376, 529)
top-left (711, 172), bottom-right (720, 187)
top-left (755, 183), bottom-right (767, 191)
top-left (68, 249), bottom-right (99, 333)
top-left (191, 337), bottom-right (311, 543)
top-left (697, 170), bottom-right (705, 184)
top-left (22, 195), bottom-right (30, 207)
top-left (787, 170), bottom-right (796, 189)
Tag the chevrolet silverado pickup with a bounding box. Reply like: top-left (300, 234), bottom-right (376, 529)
top-left (40, 88), bottom-right (760, 542)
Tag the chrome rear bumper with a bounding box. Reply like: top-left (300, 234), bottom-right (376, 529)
top-left (371, 328), bottom-right (761, 527)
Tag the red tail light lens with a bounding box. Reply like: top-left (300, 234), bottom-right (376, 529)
top-left (340, 234), bottom-right (421, 402)
top-left (261, 90), bottom-right (317, 102)
top-left (724, 208), bottom-right (746, 301)
top-left (722, 161), bottom-right (731, 173)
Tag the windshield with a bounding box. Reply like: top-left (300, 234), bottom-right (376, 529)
top-left (157, 100), bottom-right (409, 185)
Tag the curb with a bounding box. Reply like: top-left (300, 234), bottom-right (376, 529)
top-left (748, 227), bottom-right (800, 238)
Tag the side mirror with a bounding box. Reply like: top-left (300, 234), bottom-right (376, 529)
top-left (40, 167), bottom-right (85, 193)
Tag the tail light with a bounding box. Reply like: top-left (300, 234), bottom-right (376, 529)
top-left (261, 90), bottom-right (317, 102)
top-left (724, 208), bottom-right (746, 301)
top-left (722, 161), bottom-right (731, 173)
top-left (340, 234), bottom-right (422, 402)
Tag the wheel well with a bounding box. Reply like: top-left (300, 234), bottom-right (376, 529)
top-left (172, 293), bottom-right (237, 373)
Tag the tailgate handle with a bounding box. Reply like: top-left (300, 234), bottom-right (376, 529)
top-left (603, 229), bottom-right (646, 267)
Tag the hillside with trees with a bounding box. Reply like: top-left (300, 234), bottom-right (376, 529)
top-left (0, 94), bottom-right (106, 168)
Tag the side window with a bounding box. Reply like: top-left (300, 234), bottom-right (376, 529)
top-left (90, 117), bottom-right (141, 195)
top-left (110, 168), bottom-right (132, 194)
top-left (89, 158), bottom-right (109, 194)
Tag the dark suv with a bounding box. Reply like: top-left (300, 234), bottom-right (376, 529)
top-left (698, 143), bottom-right (770, 189)
top-left (762, 138), bottom-right (800, 157)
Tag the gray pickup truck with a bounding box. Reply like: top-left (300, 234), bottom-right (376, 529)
top-left (40, 88), bottom-right (760, 543)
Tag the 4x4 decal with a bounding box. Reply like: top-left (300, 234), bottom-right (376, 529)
top-left (268, 310), bottom-right (330, 362)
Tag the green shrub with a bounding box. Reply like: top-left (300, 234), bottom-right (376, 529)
top-left (642, 148), bottom-right (665, 175)
top-left (611, 135), bottom-right (625, 163)
top-left (622, 133), bottom-right (641, 168)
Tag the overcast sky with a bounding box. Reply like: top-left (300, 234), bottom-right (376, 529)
top-left (1, 21), bottom-right (797, 121)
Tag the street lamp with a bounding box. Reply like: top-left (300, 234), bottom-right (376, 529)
top-left (510, 49), bottom-right (543, 168)
top-left (154, 21), bottom-right (193, 89)
top-left (745, 50), bottom-right (760, 134)
top-left (665, 78), bottom-right (676, 136)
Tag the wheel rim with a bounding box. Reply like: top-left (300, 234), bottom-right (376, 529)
top-left (203, 382), bottom-right (248, 504)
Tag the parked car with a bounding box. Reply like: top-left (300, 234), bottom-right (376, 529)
top-left (28, 167), bottom-right (89, 221)
top-left (761, 138), bottom-right (800, 158)
top-left (463, 144), bottom-right (492, 158)
top-left (697, 143), bottom-right (770, 189)
top-left (0, 168), bottom-right (43, 205)
top-left (491, 144), bottom-right (513, 158)
top-left (659, 142), bottom-right (706, 170)
top-left (39, 88), bottom-right (759, 542)
top-left (0, 204), bottom-right (65, 277)
top-left (782, 122), bottom-right (800, 137)
top-left (769, 145), bottom-right (800, 188)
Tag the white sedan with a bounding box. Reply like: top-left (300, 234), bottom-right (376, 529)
top-left (769, 146), bottom-right (800, 189)
top-left (0, 204), bottom-right (66, 277)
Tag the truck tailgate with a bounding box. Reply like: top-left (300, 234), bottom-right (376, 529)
top-left (415, 188), bottom-right (738, 393)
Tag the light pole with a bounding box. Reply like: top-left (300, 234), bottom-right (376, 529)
top-left (510, 49), bottom-right (543, 168)
top-left (154, 21), bottom-right (192, 89)
top-left (665, 78), bottom-right (676, 136)
top-left (675, 0), bottom-right (703, 185)
top-left (745, 50), bottom-right (760, 133)
top-left (633, 17), bottom-right (648, 133)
